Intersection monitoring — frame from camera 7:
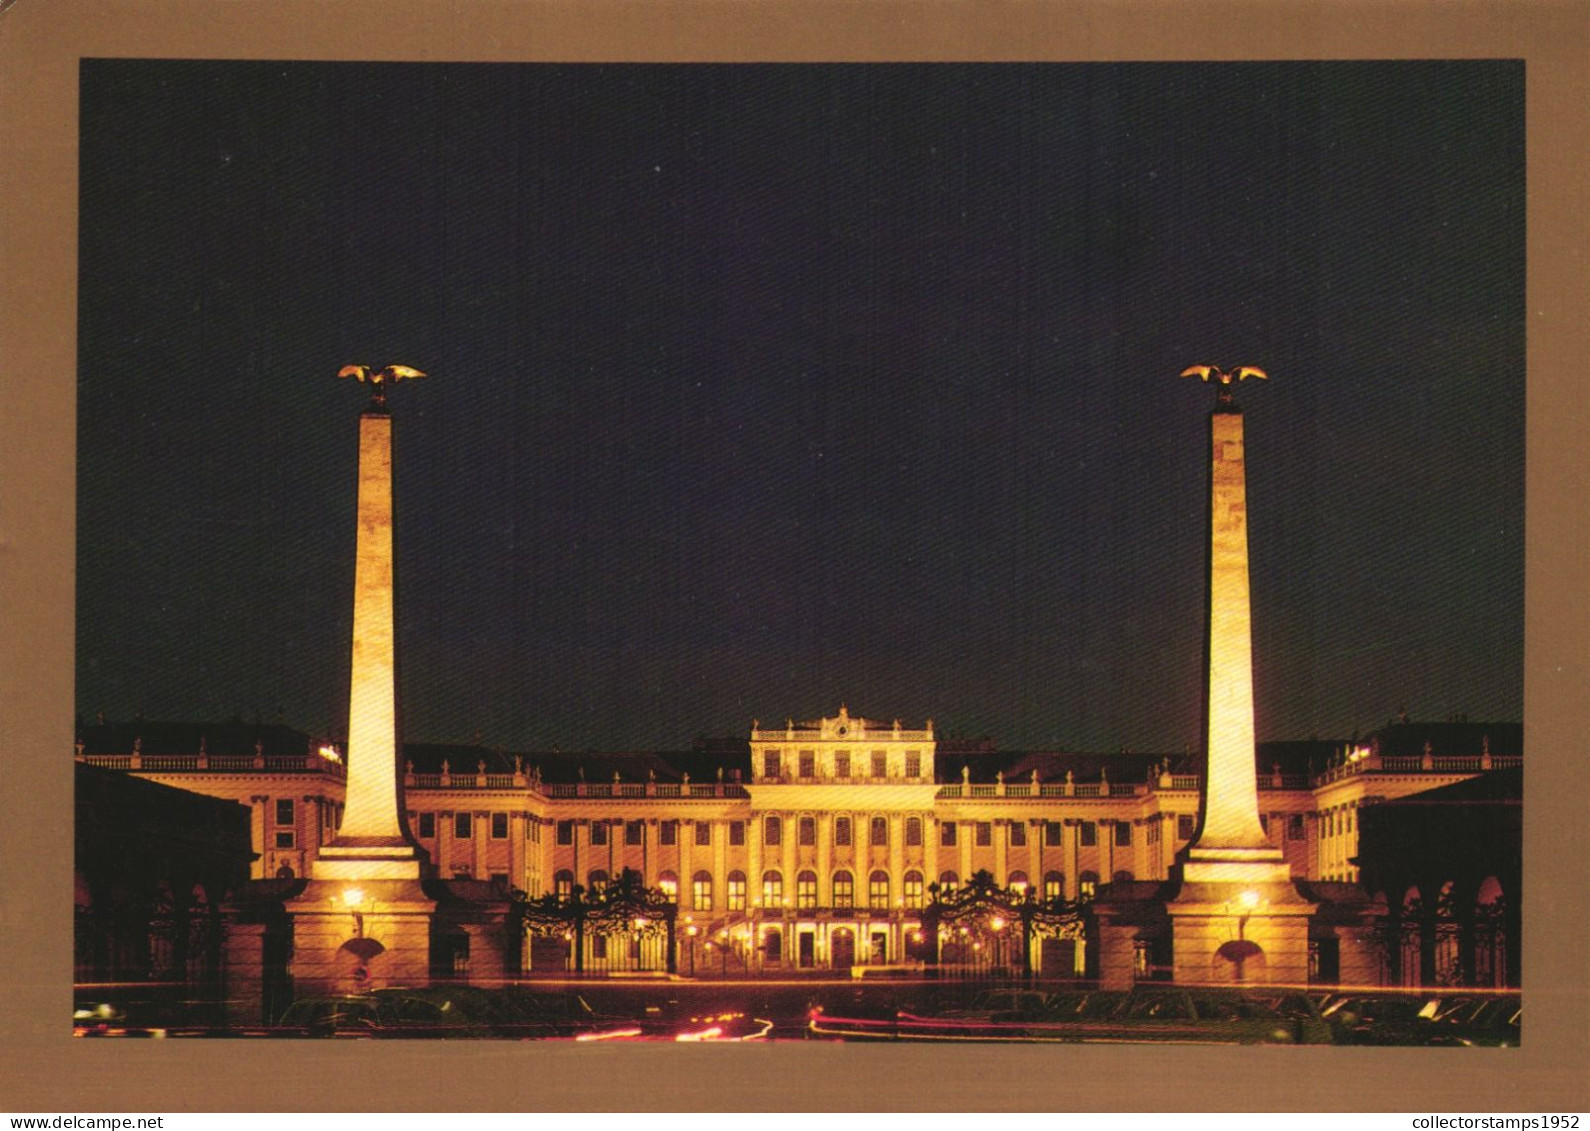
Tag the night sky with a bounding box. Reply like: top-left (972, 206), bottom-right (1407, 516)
top-left (76, 61), bottom-right (1524, 754)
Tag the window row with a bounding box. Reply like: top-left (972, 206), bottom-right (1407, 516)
top-left (546, 866), bottom-right (1128, 912)
top-left (762, 750), bottom-right (924, 779)
top-left (411, 811), bottom-right (517, 840)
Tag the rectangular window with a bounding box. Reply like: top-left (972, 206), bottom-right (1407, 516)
top-left (871, 751), bottom-right (888, 777)
top-left (591, 935), bottom-right (608, 961)
top-left (1009, 821), bottom-right (1027, 847)
top-left (905, 751), bottom-right (921, 778)
top-left (660, 820), bottom-right (678, 846)
top-left (275, 799), bottom-right (294, 826)
top-left (729, 821), bottom-right (745, 847)
top-left (590, 820), bottom-right (608, 846)
top-left (1177, 814), bottom-right (1195, 840)
top-left (1044, 821), bottom-right (1062, 847)
top-left (491, 812), bottom-right (509, 839)
top-left (454, 812), bottom-right (473, 839)
top-left (418, 812), bottom-right (436, 839)
top-left (799, 750), bottom-right (815, 778)
top-left (693, 876), bottom-right (712, 912)
top-left (625, 820), bottom-right (643, 846)
top-left (835, 816), bottom-right (852, 847)
top-left (557, 820), bottom-right (574, 846)
top-left (870, 816), bottom-right (888, 846)
top-left (765, 816), bottom-right (782, 846)
top-left (835, 751), bottom-right (850, 778)
top-left (695, 821), bottom-right (711, 846)
top-left (905, 817), bottom-right (922, 847)
top-left (1115, 822), bottom-right (1132, 847)
top-left (976, 822), bottom-right (992, 847)
top-left (764, 750), bottom-right (781, 778)
top-left (941, 821), bottom-right (957, 846)
top-left (1081, 821), bottom-right (1097, 847)
top-left (274, 830), bottom-right (295, 849)
top-left (799, 816), bottom-right (816, 846)
top-left (1288, 814), bottom-right (1305, 841)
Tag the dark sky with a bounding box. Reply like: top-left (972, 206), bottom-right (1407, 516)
top-left (76, 61), bottom-right (1524, 754)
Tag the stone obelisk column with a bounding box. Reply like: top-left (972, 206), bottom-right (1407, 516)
top-left (1165, 365), bottom-right (1312, 988)
top-left (281, 365), bottom-right (435, 1001)
top-left (1182, 376), bottom-right (1285, 878)
top-left (315, 366), bottom-right (427, 879)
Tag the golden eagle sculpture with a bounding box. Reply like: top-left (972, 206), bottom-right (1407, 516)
top-left (338, 363), bottom-right (427, 408)
top-left (1181, 364), bottom-right (1267, 405)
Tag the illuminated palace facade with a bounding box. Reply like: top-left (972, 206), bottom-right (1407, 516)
top-left (76, 706), bottom-right (1520, 984)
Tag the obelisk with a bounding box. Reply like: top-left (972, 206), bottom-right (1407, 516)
top-left (1163, 364), bottom-right (1312, 987)
top-left (1180, 366), bottom-right (1288, 882)
top-left (314, 364), bottom-right (428, 880)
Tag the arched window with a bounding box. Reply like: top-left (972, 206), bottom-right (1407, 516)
top-left (938, 870), bottom-right (959, 892)
top-left (727, 870), bottom-right (747, 912)
top-left (765, 816), bottom-right (782, 846)
top-left (799, 816), bottom-right (816, 846)
top-left (903, 870), bottom-right (924, 909)
top-left (1008, 870), bottom-right (1029, 895)
top-left (657, 870), bottom-right (679, 900)
top-left (1044, 870), bottom-right (1065, 902)
top-left (835, 816), bottom-right (852, 846)
top-left (905, 816), bottom-right (922, 847)
top-left (869, 869), bottom-right (890, 909)
top-left (1079, 870), bottom-right (1099, 900)
top-left (796, 870), bottom-right (818, 910)
top-left (832, 870), bottom-right (854, 910)
top-left (554, 869), bottom-right (573, 903)
top-left (588, 869), bottom-right (608, 893)
top-left (762, 870), bottom-right (783, 907)
top-left (691, 870), bottom-right (712, 912)
top-left (870, 816), bottom-right (888, 846)
top-left (1112, 870), bottom-right (1134, 885)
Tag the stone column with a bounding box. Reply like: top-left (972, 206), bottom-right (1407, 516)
top-left (747, 818), bottom-right (763, 908)
top-left (782, 813), bottom-right (797, 909)
top-left (509, 813), bottom-right (525, 891)
top-left (887, 814), bottom-right (905, 905)
top-left (1184, 402), bottom-right (1276, 869)
top-left (314, 404), bottom-right (422, 880)
top-left (816, 813), bottom-right (833, 905)
top-left (1165, 377), bottom-right (1314, 988)
top-left (333, 412), bottom-right (404, 845)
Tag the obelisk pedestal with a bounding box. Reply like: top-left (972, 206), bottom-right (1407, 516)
top-left (1166, 378), bottom-right (1313, 986)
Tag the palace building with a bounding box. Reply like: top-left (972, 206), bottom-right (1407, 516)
top-left (74, 709), bottom-right (1521, 985)
top-left (72, 369), bottom-right (1521, 1008)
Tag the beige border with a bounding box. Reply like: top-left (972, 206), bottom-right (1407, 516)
top-left (2, 0), bottom-right (1585, 1113)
